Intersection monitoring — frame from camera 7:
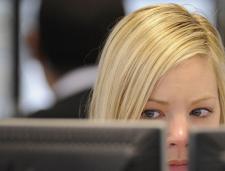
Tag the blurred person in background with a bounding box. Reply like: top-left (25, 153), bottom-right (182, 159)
top-left (26, 0), bottom-right (124, 118)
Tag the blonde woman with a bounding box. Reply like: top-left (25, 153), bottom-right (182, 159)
top-left (88, 4), bottom-right (225, 171)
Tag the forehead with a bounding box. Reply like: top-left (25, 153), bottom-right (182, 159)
top-left (150, 55), bottom-right (218, 100)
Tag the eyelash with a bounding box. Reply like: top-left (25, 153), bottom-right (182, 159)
top-left (141, 107), bottom-right (213, 119)
top-left (141, 109), bottom-right (164, 119)
top-left (190, 107), bottom-right (213, 118)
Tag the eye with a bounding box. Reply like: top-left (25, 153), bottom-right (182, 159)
top-left (190, 108), bottom-right (212, 118)
top-left (141, 109), bottom-right (164, 119)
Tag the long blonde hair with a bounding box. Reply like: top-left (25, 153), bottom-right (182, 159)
top-left (89, 4), bottom-right (225, 122)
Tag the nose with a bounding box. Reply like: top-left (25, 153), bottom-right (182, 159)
top-left (167, 115), bottom-right (189, 149)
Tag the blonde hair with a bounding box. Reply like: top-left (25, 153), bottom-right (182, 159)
top-left (89, 4), bottom-right (225, 123)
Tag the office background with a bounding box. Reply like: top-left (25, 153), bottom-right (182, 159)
top-left (0, 0), bottom-right (224, 118)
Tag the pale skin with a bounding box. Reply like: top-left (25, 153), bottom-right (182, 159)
top-left (142, 55), bottom-right (220, 171)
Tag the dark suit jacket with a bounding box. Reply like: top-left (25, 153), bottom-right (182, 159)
top-left (28, 89), bottom-right (91, 118)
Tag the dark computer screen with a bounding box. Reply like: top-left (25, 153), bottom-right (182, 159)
top-left (189, 127), bottom-right (225, 171)
top-left (0, 119), bottom-right (166, 171)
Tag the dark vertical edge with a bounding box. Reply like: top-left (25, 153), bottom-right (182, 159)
top-left (216, 0), bottom-right (225, 46)
top-left (12, 0), bottom-right (20, 116)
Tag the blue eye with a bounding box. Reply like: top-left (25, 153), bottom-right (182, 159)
top-left (141, 110), bottom-right (163, 119)
top-left (190, 108), bottom-right (212, 117)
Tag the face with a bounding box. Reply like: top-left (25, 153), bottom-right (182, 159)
top-left (142, 56), bottom-right (220, 171)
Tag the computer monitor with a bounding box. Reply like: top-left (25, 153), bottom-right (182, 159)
top-left (189, 127), bottom-right (225, 171)
top-left (0, 119), bottom-right (166, 171)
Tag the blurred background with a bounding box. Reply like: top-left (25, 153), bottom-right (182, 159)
top-left (0, 0), bottom-right (224, 118)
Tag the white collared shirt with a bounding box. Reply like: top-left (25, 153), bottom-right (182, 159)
top-left (53, 65), bottom-right (98, 100)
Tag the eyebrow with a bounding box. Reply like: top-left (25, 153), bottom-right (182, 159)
top-left (191, 96), bottom-right (217, 105)
top-left (148, 96), bottom-right (217, 105)
top-left (147, 98), bottom-right (169, 105)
